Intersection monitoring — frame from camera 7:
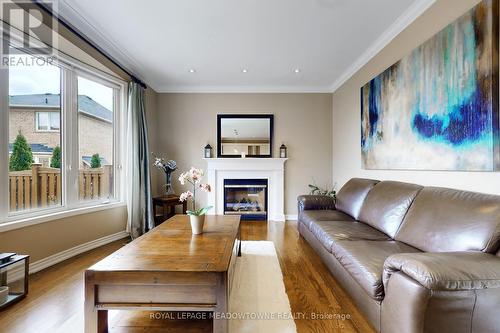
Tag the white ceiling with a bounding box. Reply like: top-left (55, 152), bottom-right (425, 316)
top-left (57, 0), bottom-right (435, 93)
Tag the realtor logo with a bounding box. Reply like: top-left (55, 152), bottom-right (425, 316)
top-left (1, 0), bottom-right (54, 55)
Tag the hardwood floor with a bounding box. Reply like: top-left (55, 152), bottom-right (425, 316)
top-left (0, 220), bottom-right (375, 333)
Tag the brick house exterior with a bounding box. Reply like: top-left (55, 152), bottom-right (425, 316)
top-left (9, 94), bottom-right (113, 168)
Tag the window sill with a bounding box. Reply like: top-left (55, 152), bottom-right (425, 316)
top-left (0, 202), bottom-right (127, 233)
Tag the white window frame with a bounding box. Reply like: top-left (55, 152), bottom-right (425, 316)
top-left (0, 41), bottom-right (128, 230)
top-left (73, 68), bottom-right (125, 207)
top-left (0, 65), bottom-right (9, 222)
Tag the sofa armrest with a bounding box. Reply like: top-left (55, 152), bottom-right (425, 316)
top-left (297, 195), bottom-right (336, 212)
top-left (383, 252), bottom-right (500, 291)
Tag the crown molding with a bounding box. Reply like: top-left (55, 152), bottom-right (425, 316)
top-left (56, 0), bottom-right (151, 86)
top-left (330, 0), bottom-right (436, 93)
top-left (156, 85), bottom-right (334, 93)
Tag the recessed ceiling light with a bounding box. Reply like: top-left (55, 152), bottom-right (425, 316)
top-left (242, 69), bottom-right (248, 73)
top-left (189, 69), bottom-right (196, 73)
top-left (293, 68), bottom-right (301, 73)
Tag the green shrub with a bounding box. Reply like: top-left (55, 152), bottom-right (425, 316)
top-left (50, 146), bottom-right (61, 169)
top-left (9, 132), bottom-right (33, 171)
top-left (90, 153), bottom-right (101, 168)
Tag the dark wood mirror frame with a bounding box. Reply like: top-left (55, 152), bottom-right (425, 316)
top-left (217, 114), bottom-right (274, 158)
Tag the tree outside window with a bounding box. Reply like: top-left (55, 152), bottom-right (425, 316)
top-left (90, 153), bottom-right (101, 168)
top-left (51, 146), bottom-right (61, 169)
top-left (9, 132), bottom-right (33, 171)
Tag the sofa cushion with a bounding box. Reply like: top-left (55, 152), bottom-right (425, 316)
top-left (299, 210), bottom-right (354, 230)
top-left (336, 178), bottom-right (379, 220)
top-left (331, 240), bottom-right (421, 301)
top-left (308, 220), bottom-right (391, 252)
top-left (395, 187), bottom-right (500, 253)
top-left (358, 181), bottom-right (423, 238)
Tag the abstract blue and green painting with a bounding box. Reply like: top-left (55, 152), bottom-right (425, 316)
top-left (361, 0), bottom-right (499, 170)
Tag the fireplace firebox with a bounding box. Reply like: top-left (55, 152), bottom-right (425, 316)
top-left (223, 179), bottom-right (267, 220)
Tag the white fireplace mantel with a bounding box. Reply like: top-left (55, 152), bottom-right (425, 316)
top-left (204, 158), bottom-right (287, 221)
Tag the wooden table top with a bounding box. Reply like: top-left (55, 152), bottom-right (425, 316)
top-left (88, 215), bottom-right (240, 273)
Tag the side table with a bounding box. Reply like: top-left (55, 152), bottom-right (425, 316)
top-left (152, 195), bottom-right (187, 226)
top-left (0, 254), bottom-right (29, 310)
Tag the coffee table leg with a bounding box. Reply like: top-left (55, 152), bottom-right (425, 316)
top-left (214, 274), bottom-right (228, 333)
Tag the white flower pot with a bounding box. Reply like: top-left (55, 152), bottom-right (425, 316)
top-left (189, 214), bottom-right (205, 235)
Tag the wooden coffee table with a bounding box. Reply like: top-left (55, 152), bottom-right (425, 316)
top-left (84, 215), bottom-right (241, 333)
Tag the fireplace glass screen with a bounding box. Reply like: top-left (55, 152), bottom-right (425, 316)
top-left (224, 179), bottom-right (267, 220)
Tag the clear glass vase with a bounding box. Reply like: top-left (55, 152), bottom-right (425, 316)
top-left (165, 171), bottom-right (175, 196)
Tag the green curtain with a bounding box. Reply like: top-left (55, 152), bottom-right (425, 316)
top-left (126, 82), bottom-right (153, 238)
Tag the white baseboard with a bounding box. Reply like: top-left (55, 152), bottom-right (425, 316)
top-left (270, 214), bottom-right (286, 222)
top-left (29, 231), bottom-right (129, 274)
top-left (285, 215), bottom-right (298, 221)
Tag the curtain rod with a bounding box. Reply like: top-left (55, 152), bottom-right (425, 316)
top-left (33, 0), bottom-right (147, 89)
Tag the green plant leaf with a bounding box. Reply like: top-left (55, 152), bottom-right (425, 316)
top-left (308, 182), bottom-right (337, 198)
top-left (197, 206), bottom-right (213, 216)
top-left (186, 206), bottom-right (213, 216)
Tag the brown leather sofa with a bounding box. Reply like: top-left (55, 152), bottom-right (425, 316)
top-left (298, 178), bottom-right (500, 333)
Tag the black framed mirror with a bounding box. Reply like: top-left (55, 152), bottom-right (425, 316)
top-left (217, 114), bottom-right (274, 158)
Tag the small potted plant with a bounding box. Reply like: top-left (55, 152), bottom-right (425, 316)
top-left (178, 167), bottom-right (212, 234)
top-left (308, 181), bottom-right (337, 201)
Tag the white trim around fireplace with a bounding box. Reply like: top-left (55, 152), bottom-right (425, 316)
top-left (204, 158), bottom-right (287, 221)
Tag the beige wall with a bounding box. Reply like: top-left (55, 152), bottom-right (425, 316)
top-left (156, 93), bottom-right (333, 215)
top-left (332, 0), bottom-right (500, 194)
top-left (0, 206), bottom-right (127, 262)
